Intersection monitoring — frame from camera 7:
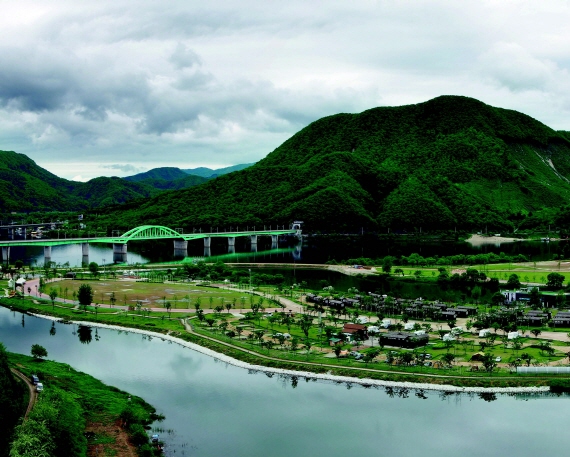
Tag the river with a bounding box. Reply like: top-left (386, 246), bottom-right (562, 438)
top-left (3, 236), bottom-right (562, 267)
top-left (1, 306), bottom-right (569, 457)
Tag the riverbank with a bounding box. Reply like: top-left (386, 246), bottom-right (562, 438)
top-left (19, 309), bottom-right (551, 395)
top-left (7, 350), bottom-right (163, 457)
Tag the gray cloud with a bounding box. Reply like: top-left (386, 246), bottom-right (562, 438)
top-left (102, 164), bottom-right (147, 173)
top-left (1, 0), bottom-right (570, 180)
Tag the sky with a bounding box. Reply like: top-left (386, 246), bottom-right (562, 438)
top-left (2, 0), bottom-right (570, 181)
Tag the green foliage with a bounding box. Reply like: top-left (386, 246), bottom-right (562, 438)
top-left (31, 344), bottom-right (48, 359)
top-left (77, 284), bottom-right (93, 309)
top-left (547, 272), bottom-right (565, 289)
top-left (10, 387), bottom-right (87, 457)
top-left (0, 343), bottom-right (26, 456)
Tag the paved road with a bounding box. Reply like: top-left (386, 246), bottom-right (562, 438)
top-left (11, 368), bottom-right (37, 420)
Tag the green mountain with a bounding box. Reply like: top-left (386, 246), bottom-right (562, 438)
top-left (94, 96), bottom-right (570, 232)
top-left (124, 167), bottom-right (210, 191)
top-left (182, 163), bottom-right (253, 178)
top-left (124, 167), bottom-right (189, 182)
top-left (0, 151), bottom-right (160, 212)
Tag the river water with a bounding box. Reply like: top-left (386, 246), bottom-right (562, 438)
top-left (3, 236), bottom-right (561, 267)
top-left (1, 306), bottom-right (569, 457)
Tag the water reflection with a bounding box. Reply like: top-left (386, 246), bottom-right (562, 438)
top-left (2, 307), bottom-right (570, 457)
top-left (77, 325), bottom-right (92, 344)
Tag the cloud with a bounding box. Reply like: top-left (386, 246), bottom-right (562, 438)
top-left (102, 164), bottom-right (147, 173)
top-left (478, 42), bottom-right (558, 92)
top-left (170, 43), bottom-right (202, 69)
top-left (1, 0), bottom-right (570, 181)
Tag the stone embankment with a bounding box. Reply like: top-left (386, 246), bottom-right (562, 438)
top-left (30, 313), bottom-right (549, 395)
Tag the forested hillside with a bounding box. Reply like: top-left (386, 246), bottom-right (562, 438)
top-left (0, 151), bottom-right (161, 212)
top-left (0, 343), bottom-right (26, 456)
top-left (182, 163), bottom-right (253, 178)
top-left (125, 167), bottom-right (210, 191)
top-left (94, 96), bottom-right (570, 232)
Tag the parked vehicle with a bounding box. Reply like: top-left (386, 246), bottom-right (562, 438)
top-left (36, 383), bottom-right (44, 392)
top-left (31, 375), bottom-right (39, 385)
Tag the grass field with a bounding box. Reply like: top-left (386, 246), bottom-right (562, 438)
top-left (43, 279), bottom-right (261, 309)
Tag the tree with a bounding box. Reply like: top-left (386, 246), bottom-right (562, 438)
top-left (382, 256), bottom-right (394, 273)
top-left (441, 352), bottom-right (455, 367)
top-left (481, 352), bottom-right (497, 373)
top-left (506, 274), bottom-right (521, 290)
top-left (31, 344), bottom-right (48, 359)
top-left (491, 291), bottom-right (505, 307)
top-left (529, 287), bottom-right (542, 309)
top-left (48, 288), bottom-right (58, 309)
top-left (110, 292), bottom-right (116, 308)
top-left (165, 302), bottom-right (172, 318)
top-left (530, 329), bottom-right (542, 339)
top-left (88, 262), bottom-right (99, 277)
top-left (471, 286), bottom-right (482, 304)
top-left (77, 284), bottom-right (93, 312)
top-left (547, 272), bottom-right (565, 290)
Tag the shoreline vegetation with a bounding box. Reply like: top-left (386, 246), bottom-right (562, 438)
top-left (5, 348), bottom-right (164, 457)
top-left (0, 297), bottom-right (564, 393)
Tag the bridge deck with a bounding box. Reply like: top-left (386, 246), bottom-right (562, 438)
top-left (0, 229), bottom-right (298, 247)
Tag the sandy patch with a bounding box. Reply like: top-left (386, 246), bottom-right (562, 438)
top-left (466, 234), bottom-right (525, 246)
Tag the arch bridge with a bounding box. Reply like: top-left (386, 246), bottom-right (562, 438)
top-left (0, 224), bottom-right (300, 263)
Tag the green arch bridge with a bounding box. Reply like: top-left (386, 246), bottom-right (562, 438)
top-left (0, 225), bottom-right (301, 262)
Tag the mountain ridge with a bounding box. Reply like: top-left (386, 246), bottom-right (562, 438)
top-left (93, 95), bottom-right (570, 232)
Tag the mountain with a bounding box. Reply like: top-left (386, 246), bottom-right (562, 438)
top-left (182, 163), bottom-right (253, 178)
top-left (124, 166), bottom-right (210, 191)
top-left (124, 167), bottom-right (189, 182)
top-left (0, 151), bottom-right (160, 212)
top-left (93, 96), bottom-right (570, 232)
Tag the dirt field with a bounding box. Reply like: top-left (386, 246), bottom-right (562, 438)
top-left (51, 279), bottom-right (258, 309)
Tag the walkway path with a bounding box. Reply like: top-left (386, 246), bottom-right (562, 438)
top-left (11, 368), bottom-right (37, 420)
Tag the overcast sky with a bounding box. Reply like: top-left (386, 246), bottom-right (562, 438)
top-left (2, 0), bottom-right (570, 180)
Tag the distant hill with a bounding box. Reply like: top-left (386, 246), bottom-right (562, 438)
top-left (0, 153), bottom-right (249, 213)
top-left (93, 96), bottom-right (570, 232)
top-left (124, 167), bottom-right (189, 182)
top-left (124, 166), bottom-right (210, 191)
top-left (182, 163), bottom-right (253, 178)
top-left (0, 151), bottom-right (160, 212)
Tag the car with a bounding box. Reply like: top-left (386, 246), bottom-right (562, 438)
top-left (495, 356), bottom-right (502, 362)
top-left (354, 353), bottom-right (364, 360)
top-left (349, 351), bottom-right (359, 357)
top-left (36, 383), bottom-right (44, 392)
top-left (422, 354), bottom-right (432, 359)
top-left (424, 361), bottom-right (433, 367)
top-left (31, 375), bottom-right (39, 385)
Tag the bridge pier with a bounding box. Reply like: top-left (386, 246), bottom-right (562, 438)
top-left (204, 247), bottom-right (211, 257)
top-left (1, 246), bottom-right (9, 263)
top-left (173, 239), bottom-right (188, 258)
top-left (82, 243), bottom-right (89, 256)
top-left (174, 239), bottom-right (188, 250)
top-left (228, 237), bottom-right (235, 246)
top-left (271, 235), bottom-right (278, 249)
top-left (228, 244), bottom-right (235, 254)
top-left (204, 237), bottom-right (211, 248)
top-left (113, 243), bottom-right (128, 263)
top-left (44, 246), bottom-right (52, 264)
top-left (250, 235), bottom-right (257, 244)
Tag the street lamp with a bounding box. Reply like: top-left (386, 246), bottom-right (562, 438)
top-left (249, 269), bottom-right (252, 292)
